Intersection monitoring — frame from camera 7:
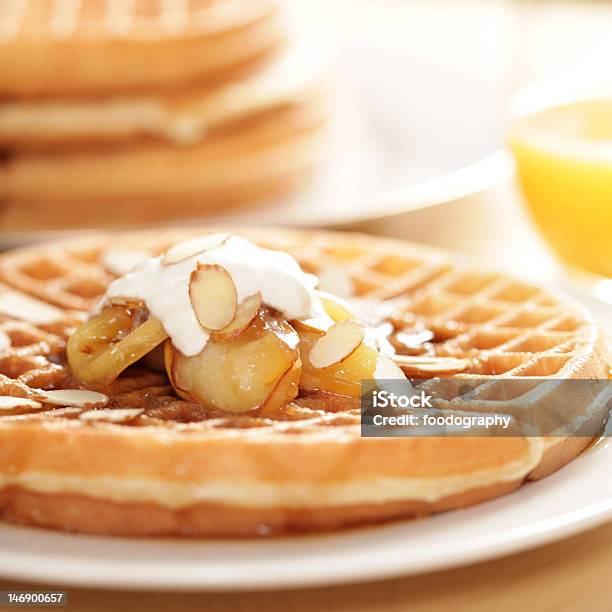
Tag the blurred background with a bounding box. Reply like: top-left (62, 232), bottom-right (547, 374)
top-left (1, 0), bottom-right (612, 309)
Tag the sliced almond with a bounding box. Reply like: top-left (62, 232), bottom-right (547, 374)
top-left (0, 396), bottom-right (43, 411)
top-left (393, 355), bottom-right (444, 364)
top-left (0, 289), bottom-right (63, 324)
top-left (292, 317), bottom-right (333, 333)
top-left (163, 234), bottom-right (229, 266)
top-left (374, 354), bottom-right (408, 381)
top-left (79, 408), bottom-right (143, 423)
top-left (309, 320), bottom-right (365, 369)
top-left (393, 355), bottom-right (468, 366)
top-left (101, 250), bottom-right (149, 276)
top-left (213, 292), bottom-right (262, 340)
top-left (39, 407), bottom-right (82, 417)
top-left (395, 329), bottom-right (435, 349)
top-left (189, 263), bottom-right (237, 331)
top-left (393, 355), bottom-right (469, 376)
top-left (36, 389), bottom-right (108, 408)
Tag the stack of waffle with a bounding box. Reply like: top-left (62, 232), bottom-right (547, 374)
top-left (0, 0), bottom-right (327, 229)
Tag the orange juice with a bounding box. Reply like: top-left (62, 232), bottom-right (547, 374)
top-left (510, 98), bottom-right (612, 277)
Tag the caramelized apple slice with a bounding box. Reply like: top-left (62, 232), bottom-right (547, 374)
top-left (165, 310), bottom-right (300, 414)
top-left (297, 326), bottom-right (378, 398)
top-left (374, 353), bottom-right (408, 380)
top-left (67, 306), bottom-right (168, 386)
top-left (291, 292), bottom-right (354, 334)
top-left (318, 292), bottom-right (354, 322)
top-left (297, 325), bottom-right (407, 397)
top-left (259, 359), bottom-right (301, 416)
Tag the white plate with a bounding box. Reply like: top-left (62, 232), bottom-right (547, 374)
top-left (0, 287), bottom-right (610, 592)
top-left (0, 437), bottom-right (609, 591)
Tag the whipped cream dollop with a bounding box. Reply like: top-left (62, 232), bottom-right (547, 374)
top-left (96, 234), bottom-right (332, 356)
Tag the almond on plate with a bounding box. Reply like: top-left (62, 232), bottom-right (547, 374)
top-left (0, 396), bottom-right (43, 410)
top-left (35, 389), bottom-right (108, 408)
top-left (79, 408), bottom-right (144, 423)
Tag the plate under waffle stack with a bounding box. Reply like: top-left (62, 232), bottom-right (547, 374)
top-left (0, 0), bottom-right (328, 230)
top-left (0, 228), bottom-right (608, 537)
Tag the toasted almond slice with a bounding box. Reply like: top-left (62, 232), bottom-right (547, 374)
top-left (309, 320), bottom-right (365, 369)
top-left (292, 317), bottom-right (333, 333)
top-left (395, 329), bottom-right (435, 349)
top-left (189, 263), bottom-right (237, 332)
top-left (0, 396), bottom-right (43, 411)
top-left (213, 292), bottom-right (262, 340)
top-left (409, 361), bottom-right (468, 372)
top-left (79, 408), bottom-right (143, 423)
top-left (163, 234), bottom-right (230, 266)
top-left (36, 389), bottom-right (108, 408)
top-left (393, 355), bottom-right (469, 366)
top-left (101, 249), bottom-right (149, 276)
top-left (374, 354), bottom-right (408, 381)
top-left (0, 289), bottom-right (63, 324)
top-left (393, 355), bottom-right (469, 376)
top-left (39, 407), bottom-right (82, 417)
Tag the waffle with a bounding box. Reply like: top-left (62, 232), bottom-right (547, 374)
top-left (0, 98), bottom-right (327, 229)
top-left (0, 1), bottom-right (328, 228)
top-left (0, 228), bottom-right (608, 537)
top-left (0, 0), bottom-right (283, 96)
top-left (0, 40), bottom-right (323, 150)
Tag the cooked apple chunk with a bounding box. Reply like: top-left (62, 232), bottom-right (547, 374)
top-left (318, 292), bottom-right (354, 323)
top-left (297, 326), bottom-right (378, 398)
top-left (165, 310), bottom-right (301, 414)
top-left (296, 324), bottom-right (408, 397)
top-left (67, 305), bottom-right (168, 386)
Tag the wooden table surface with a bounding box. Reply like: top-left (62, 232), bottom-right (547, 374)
top-left (0, 520), bottom-right (610, 611)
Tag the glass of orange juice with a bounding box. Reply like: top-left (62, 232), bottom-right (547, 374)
top-left (509, 82), bottom-right (612, 279)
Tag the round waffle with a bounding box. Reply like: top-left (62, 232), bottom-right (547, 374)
top-left (0, 0), bottom-right (283, 96)
top-left (0, 228), bottom-right (608, 537)
top-left (0, 99), bottom-right (327, 229)
top-left (0, 1), bottom-right (328, 228)
top-left (0, 41), bottom-right (322, 150)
